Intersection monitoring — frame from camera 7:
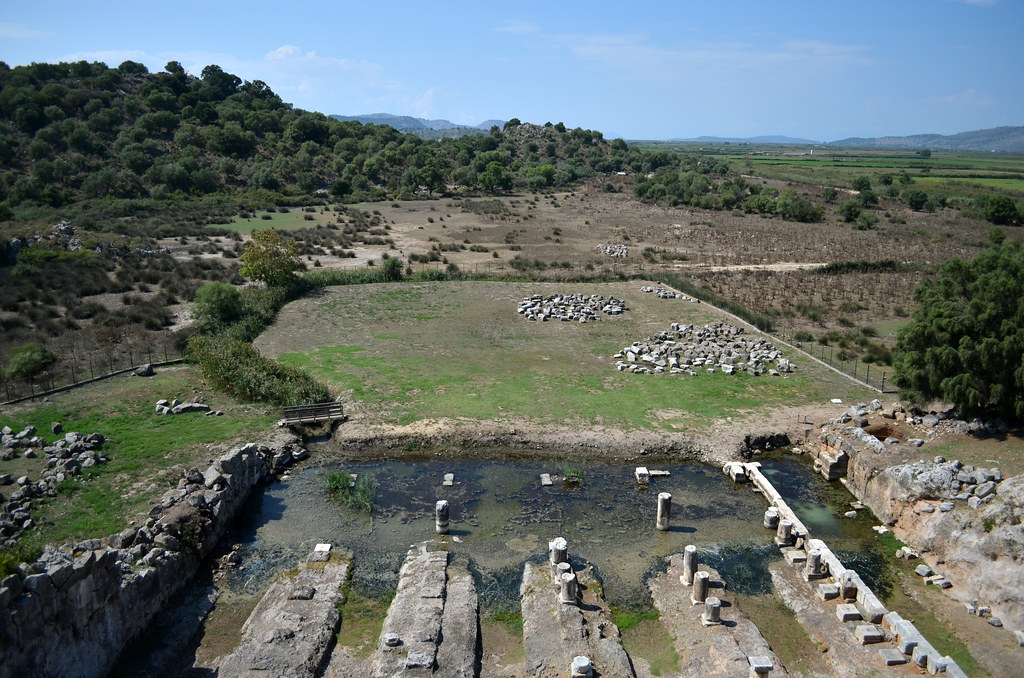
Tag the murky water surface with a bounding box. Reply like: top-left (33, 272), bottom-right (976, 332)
top-left (225, 453), bottom-right (884, 609)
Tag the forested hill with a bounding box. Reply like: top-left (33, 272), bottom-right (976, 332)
top-left (328, 113), bottom-right (503, 139)
top-left (0, 60), bottom-right (642, 217)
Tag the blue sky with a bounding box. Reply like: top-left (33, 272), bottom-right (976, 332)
top-left (1, 1), bottom-right (1020, 141)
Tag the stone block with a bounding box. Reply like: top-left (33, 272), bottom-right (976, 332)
top-left (878, 648), bottom-right (907, 665)
top-left (747, 656), bottom-right (773, 677)
top-left (1015, 629), bottom-right (1024, 647)
top-left (915, 564), bottom-right (933, 577)
top-left (782, 548), bottom-right (806, 565)
top-left (926, 653), bottom-right (948, 675)
top-left (836, 603), bottom-right (861, 622)
top-left (855, 624), bottom-right (884, 644)
top-left (817, 583), bottom-right (839, 601)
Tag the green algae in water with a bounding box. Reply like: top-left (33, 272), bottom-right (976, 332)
top-left (225, 456), bottom-right (879, 609)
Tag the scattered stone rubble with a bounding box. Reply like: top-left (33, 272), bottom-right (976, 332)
top-left (154, 399), bottom-right (222, 416)
top-left (595, 243), bottom-right (628, 258)
top-left (517, 293), bottom-right (627, 322)
top-left (614, 322), bottom-right (794, 376)
top-left (640, 285), bottom-right (698, 302)
top-left (1, 425), bottom-right (110, 546)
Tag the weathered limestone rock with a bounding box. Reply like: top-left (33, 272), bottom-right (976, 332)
top-left (650, 556), bottom-right (787, 677)
top-left (218, 545), bottom-right (349, 678)
top-left (363, 544), bottom-right (478, 678)
top-left (520, 559), bottom-right (635, 678)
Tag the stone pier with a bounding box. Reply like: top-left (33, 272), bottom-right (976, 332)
top-left (219, 544), bottom-right (350, 678)
top-left (520, 552), bottom-right (635, 677)
top-left (680, 544), bottom-right (698, 585)
top-left (435, 500), bottom-right (449, 535)
top-left (351, 543), bottom-right (479, 678)
top-left (650, 556), bottom-right (788, 677)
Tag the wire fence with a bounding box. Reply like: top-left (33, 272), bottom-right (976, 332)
top-left (0, 343), bottom-right (184, 405)
top-left (775, 330), bottom-right (896, 393)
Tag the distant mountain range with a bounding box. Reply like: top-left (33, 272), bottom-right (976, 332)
top-left (829, 126), bottom-right (1024, 153)
top-left (331, 116), bottom-right (1024, 152)
top-left (666, 126), bottom-right (1024, 152)
top-left (329, 113), bottom-right (505, 139)
top-left (669, 135), bottom-right (820, 145)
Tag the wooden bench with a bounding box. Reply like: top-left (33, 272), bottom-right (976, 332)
top-left (280, 402), bottom-right (346, 425)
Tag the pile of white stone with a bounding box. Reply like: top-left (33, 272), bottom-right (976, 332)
top-left (595, 243), bottom-right (628, 258)
top-left (641, 285), bottom-right (699, 302)
top-left (517, 293), bottom-right (627, 323)
top-left (614, 322), bottom-right (793, 376)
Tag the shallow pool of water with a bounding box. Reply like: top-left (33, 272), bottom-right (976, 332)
top-left (224, 452), bottom-right (884, 609)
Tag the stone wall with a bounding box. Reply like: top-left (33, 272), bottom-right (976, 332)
top-left (0, 435), bottom-right (304, 678)
top-left (803, 409), bottom-right (1024, 635)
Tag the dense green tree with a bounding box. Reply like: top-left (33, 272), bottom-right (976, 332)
top-left (4, 342), bottom-right (55, 381)
top-left (904, 189), bottom-right (928, 211)
top-left (240, 229), bottom-right (302, 287)
top-left (893, 231), bottom-right (1024, 421)
top-left (984, 194), bottom-right (1020, 226)
top-left (851, 175), bottom-right (871, 192)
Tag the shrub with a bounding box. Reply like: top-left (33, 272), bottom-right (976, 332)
top-left (186, 334), bottom-right (330, 406)
top-left (837, 200), bottom-right (861, 222)
top-left (4, 342), bottom-right (55, 380)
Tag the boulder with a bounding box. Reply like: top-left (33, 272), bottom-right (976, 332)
top-left (170, 402), bottom-right (211, 415)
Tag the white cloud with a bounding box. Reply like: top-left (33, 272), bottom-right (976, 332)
top-left (931, 88), bottom-right (995, 107)
top-left (0, 22), bottom-right (50, 39)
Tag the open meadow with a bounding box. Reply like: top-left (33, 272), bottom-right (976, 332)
top-left (257, 280), bottom-right (873, 444)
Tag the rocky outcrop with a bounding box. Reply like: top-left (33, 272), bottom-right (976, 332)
top-left (0, 434), bottom-right (305, 678)
top-left (804, 412), bottom-right (1024, 635)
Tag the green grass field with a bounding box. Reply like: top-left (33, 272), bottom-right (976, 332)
top-left (210, 208), bottom-right (339, 233)
top-left (260, 281), bottom-right (871, 433)
top-left (6, 367), bottom-right (277, 547)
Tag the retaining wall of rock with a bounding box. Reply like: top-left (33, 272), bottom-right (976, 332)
top-left (0, 436), bottom-right (304, 678)
top-left (803, 409), bottom-right (1024, 634)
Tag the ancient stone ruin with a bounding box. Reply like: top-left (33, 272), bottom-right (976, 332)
top-left (641, 285), bottom-right (698, 302)
top-left (614, 321), bottom-right (794, 376)
top-left (517, 293), bottom-right (627, 322)
top-left (154, 399), bottom-right (222, 416)
top-left (595, 243), bottom-right (628, 258)
top-left (1, 425), bottom-right (111, 546)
